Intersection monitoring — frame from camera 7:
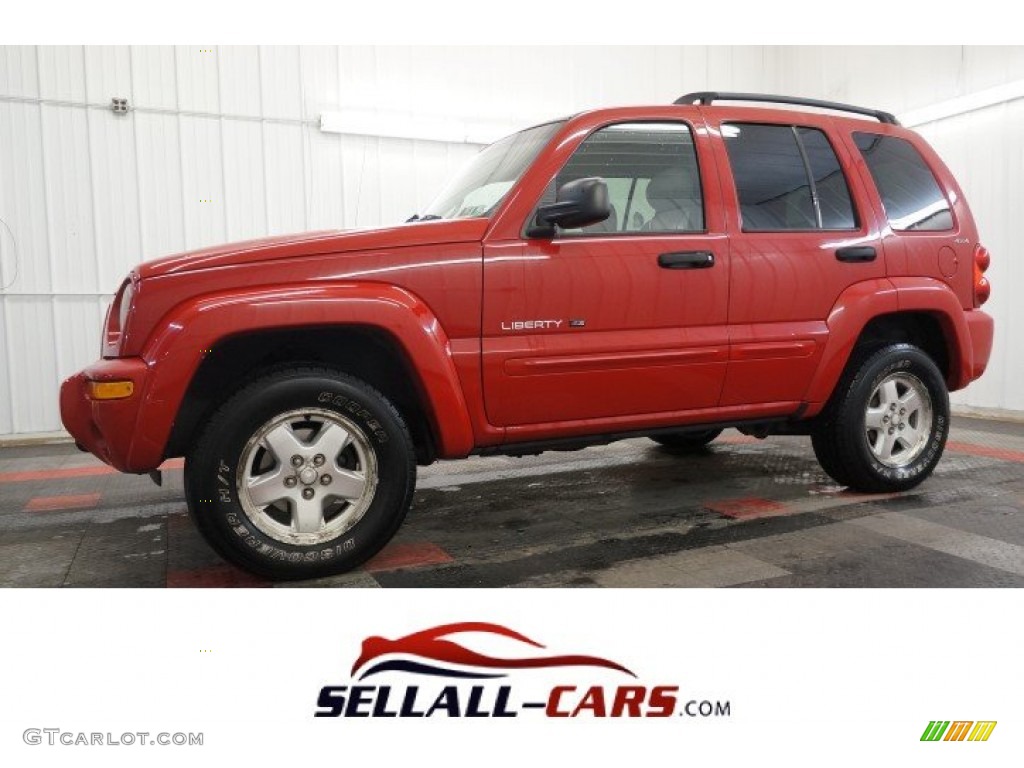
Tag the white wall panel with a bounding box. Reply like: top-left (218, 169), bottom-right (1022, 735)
top-left (1, 45), bottom-right (1021, 436)
top-left (217, 46), bottom-right (262, 117)
top-left (5, 296), bottom-right (59, 433)
top-left (0, 102), bottom-right (49, 293)
top-left (0, 299), bottom-right (12, 434)
top-left (133, 111), bottom-right (185, 258)
top-left (0, 45), bottom-right (39, 99)
top-left (299, 46), bottom-right (340, 119)
top-left (259, 46), bottom-right (302, 120)
top-left (174, 45), bottom-right (220, 114)
top-left (222, 120), bottom-right (268, 240)
top-left (340, 135), bottom-right (382, 228)
top-left (87, 109), bottom-right (143, 287)
top-left (53, 295), bottom-right (106, 383)
top-left (129, 46), bottom-right (177, 110)
top-left (36, 46), bottom-right (86, 103)
top-left (262, 122), bottom-right (306, 234)
top-left (178, 115), bottom-right (226, 249)
top-left (304, 130), bottom-right (345, 232)
top-left (41, 104), bottom-right (97, 294)
top-left (84, 46), bottom-right (131, 106)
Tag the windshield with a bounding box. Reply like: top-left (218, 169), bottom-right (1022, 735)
top-left (421, 121), bottom-right (564, 220)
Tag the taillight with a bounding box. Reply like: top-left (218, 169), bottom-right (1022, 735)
top-left (973, 244), bottom-right (991, 307)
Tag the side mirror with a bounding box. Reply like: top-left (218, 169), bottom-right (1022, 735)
top-left (527, 177), bottom-right (610, 238)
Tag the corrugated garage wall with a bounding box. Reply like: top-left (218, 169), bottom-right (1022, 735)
top-left (0, 45), bottom-right (1020, 438)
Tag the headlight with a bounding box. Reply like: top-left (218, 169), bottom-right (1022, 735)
top-left (103, 277), bottom-right (135, 357)
top-left (119, 279), bottom-right (134, 331)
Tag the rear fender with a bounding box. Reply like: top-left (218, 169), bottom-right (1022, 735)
top-left (802, 278), bottom-right (898, 415)
top-left (803, 277), bottom-right (974, 417)
top-left (889, 276), bottom-right (973, 390)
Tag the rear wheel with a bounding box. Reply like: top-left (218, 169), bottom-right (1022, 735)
top-left (650, 429), bottom-right (723, 453)
top-left (811, 344), bottom-right (948, 492)
top-left (185, 367), bottom-right (416, 580)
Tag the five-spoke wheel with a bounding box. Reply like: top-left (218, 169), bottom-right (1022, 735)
top-left (238, 409), bottom-right (378, 545)
top-left (864, 373), bottom-right (933, 468)
top-left (185, 368), bottom-right (416, 580)
top-left (812, 344), bottom-right (948, 493)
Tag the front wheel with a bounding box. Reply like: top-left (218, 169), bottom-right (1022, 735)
top-left (811, 344), bottom-right (949, 493)
top-left (185, 367), bottom-right (416, 580)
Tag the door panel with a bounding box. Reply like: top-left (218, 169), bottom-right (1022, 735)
top-left (709, 118), bottom-right (887, 406)
top-left (481, 119), bottom-right (731, 429)
top-left (482, 235), bottom-right (729, 426)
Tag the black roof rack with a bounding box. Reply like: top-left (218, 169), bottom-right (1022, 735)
top-left (675, 91), bottom-right (899, 126)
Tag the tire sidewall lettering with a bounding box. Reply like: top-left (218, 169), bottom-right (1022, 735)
top-left (187, 372), bottom-right (414, 577)
top-left (318, 391), bottom-right (388, 444)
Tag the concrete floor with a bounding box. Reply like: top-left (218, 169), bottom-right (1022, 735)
top-left (1, 416), bottom-right (1023, 588)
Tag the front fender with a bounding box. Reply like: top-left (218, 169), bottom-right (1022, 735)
top-left (128, 282), bottom-right (475, 469)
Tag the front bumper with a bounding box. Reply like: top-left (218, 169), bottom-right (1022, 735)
top-left (59, 357), bottom-right (152, 472)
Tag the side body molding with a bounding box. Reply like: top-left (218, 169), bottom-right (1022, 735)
top-left (129, 282), bottom-right (475, 469)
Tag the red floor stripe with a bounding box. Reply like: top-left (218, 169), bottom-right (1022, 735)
top-left (364, 542), bottom-right (453, 572)
top-left (0, 458), bottom-right (185, 484)
top-left (718, 434), bottom-right (761, 445)
top-left (2, 464), bottom-right (114, 483)
top-left (947, 440), bottom-right (1024, 464)
top-left (25, 492), bottom-right (102, 512)
top-left (166, 564), bottom-right (271, 588)
top-left (705, 496), bottom-right (786, 519)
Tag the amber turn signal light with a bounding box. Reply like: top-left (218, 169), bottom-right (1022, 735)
top-left (88, 380), bottom-right (135, 400)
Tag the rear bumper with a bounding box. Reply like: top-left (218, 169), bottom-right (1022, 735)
top-left (59, 357), bottom-right (153, 473)
top-left (963, 309), bottom-right (994, 385)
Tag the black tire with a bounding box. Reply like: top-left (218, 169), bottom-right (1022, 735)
top-left (811, 343), bottom-right (949, 493)
top-left (185, 366), bottom-right (416, 580)
top-left (650, 429), bottom-right (723, 453)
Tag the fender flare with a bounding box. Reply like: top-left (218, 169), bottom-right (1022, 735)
top-left (128, 282), bottom-right (475, 468)
top-left (802, 277), bottom-right (972, 416)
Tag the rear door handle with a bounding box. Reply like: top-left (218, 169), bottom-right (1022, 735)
top-left (835, 245), bottom-right (877, 263)
top-left (658, 250), bottom-right (715, 269)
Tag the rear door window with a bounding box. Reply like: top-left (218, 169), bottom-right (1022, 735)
top-left (722, 123), bottom-right (858, 232)
top-left (853, 133), bottom-right (953, 231)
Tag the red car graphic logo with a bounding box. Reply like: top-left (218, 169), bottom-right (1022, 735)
top-left (351, 622), bottom-right (636, 680)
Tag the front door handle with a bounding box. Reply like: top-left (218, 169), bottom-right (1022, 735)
top-left (658, 250), bottom-right (715, 269)
top-left (835, 245), bottom-right (877, 263)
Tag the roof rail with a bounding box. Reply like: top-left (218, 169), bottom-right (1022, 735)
top-left (675, 91), bottom-right (899, 126)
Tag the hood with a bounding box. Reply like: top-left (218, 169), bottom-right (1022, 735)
top-left (136, 218), bottom-right (490, 279)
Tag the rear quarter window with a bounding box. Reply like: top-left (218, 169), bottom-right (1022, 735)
top-left (853, 133), bottom-right (953, 231)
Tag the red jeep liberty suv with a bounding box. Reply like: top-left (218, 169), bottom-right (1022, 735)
top-left (61, 92), bottom-right (995, 579)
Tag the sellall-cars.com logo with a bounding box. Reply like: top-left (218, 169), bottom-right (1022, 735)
top-left (315, 622), bottom-right (732, 719)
